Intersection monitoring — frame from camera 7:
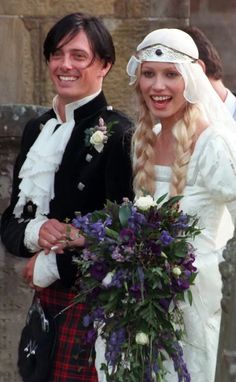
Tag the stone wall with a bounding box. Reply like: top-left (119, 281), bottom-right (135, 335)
top-left (190, 0), bottom-right (236, 92)
top-left (0, 0), bottom-right (190, 117)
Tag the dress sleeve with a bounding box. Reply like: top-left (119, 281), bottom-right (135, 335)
top-left (199, 133), bottom-right (236, 207)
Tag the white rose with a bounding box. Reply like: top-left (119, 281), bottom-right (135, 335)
top-left (90, 130), bottom-right (105, 145)
top-left (134, 195), bottom-right (156, 211)
top-left (135, 332), bottom-right (149, 345)
top-left (172, 266), bottom-right (182, 277)
top-left (90, 130), bottom-right (106, 152)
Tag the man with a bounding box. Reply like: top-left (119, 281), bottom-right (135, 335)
top-left (182, 26), bottom-right (236, 120)
top-left (0, 13), bottom-right (133, 381)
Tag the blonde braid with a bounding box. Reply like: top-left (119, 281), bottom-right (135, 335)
top-left (132, 88), bottom-right (156, 197)
top-left (170, 104), bottom-right (200, 196)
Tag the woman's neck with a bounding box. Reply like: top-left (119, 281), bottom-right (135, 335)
top-left (154, 127), bottom-right (175, 165)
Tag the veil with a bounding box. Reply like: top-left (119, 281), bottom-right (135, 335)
top-left (176, 61), bottom-right (236, 140)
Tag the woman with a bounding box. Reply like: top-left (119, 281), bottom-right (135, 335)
top-left (127, 28), bottom-right (236, 381)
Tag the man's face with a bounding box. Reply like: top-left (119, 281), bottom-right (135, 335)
top-left (48, 30), bottom-right (110, 104)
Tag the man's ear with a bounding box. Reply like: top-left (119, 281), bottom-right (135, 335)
top-left (197, 59), bottom-right (206, 73)
top-left (99, 62), bottom-right (112, 78)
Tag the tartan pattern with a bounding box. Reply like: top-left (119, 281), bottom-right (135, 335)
top-left (37, 283), bottom-right (98, 382)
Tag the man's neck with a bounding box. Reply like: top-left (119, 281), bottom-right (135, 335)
top-left (209, 78), bottom-right (228, 102)
top-left (54, 90), bottom-right (101, 122)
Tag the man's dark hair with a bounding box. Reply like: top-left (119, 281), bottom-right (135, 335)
top-left (181, 26), bottom-right (223, 80)
top-left (43, 12), bottom-right (115, 68)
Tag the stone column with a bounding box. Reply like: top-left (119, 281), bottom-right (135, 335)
top-left (215, 230), bottom-right (236, 382)
top-left (0, 104), bottom-right (48, 382)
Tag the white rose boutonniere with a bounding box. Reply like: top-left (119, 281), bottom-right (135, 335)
top-left (85, 117), bottom-right (114, 153)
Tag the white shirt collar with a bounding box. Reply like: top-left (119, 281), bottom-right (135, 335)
top-left (224, 89), bottom-right (236, 117)
top-left (52, 90), bottom-right (102, 123)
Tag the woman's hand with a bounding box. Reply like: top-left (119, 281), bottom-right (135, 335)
top-left (38, 219), bottom-right (85, 254)
top-left (62, 223), bottom-right (86, 249)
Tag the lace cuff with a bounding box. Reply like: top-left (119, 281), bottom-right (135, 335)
top-left (24, 215), bottom-right (48, 252)
top-left (33, 250), bottom-right (60, 287)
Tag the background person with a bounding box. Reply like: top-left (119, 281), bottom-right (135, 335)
top-left (181, 25), bottom-right (236, 120)
top-left (127, 28), bottom-right (236, 381)
top-left (0, 12), bottom-right (133, 382)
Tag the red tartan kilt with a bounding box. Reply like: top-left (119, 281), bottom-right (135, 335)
top-left (37, 282), bottom-right (98, 382)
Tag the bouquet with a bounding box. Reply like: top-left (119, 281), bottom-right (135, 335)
top-left (72, 194), bottom-right (200, 382)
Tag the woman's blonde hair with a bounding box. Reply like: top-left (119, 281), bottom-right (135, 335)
top-left (132, 82), bottom-right (201, 198)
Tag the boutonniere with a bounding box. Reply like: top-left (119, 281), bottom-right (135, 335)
top-left (84, 117), bottom-right (115, 153)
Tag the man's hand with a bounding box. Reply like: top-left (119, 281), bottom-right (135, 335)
top-left (38, 219), bottom-right (85, 254)
top-left (38, 219), bottom-right (66, 254)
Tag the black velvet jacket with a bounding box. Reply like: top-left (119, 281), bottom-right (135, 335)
top-left (0, 92), bottom-right (134, 287)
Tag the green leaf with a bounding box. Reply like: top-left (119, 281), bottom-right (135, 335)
top-left (187, 290), bottom-right (193, 305)
top-left (119, 204), bottom-right (132, 227)
top-left (163, 195), bottom-right (183, 207)
top-left (105, 227), bottom-right (119, 240)
top-left (156, 193), bottom-right (168, 204)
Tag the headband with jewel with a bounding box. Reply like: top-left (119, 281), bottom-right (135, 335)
top-left (127, 28), bottom-right (199, 84)
top-left (137, 43), bottom-right (197, 64)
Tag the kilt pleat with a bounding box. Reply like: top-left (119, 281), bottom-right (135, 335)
top-left (37, 282), bottom-right (98, 382)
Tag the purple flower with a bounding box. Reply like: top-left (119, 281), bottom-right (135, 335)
top-left (137, 266), bottom-right (145, 283)
top-left (82, 248), bottom-right (96, 261)
top-left (172, 277), bottom-right (190, 292)
top-left (90, 220), bottom-right (106, 239)
top-left (128, 208), bottom-right (147, 229)
top-left (83, 314), bottom-right (91, 327)
top-left (129, 283), bottom-right (142, 300)
top-left (120, 228), bottom-right (136, 245)
top-left (111, 246), bottom-right (125, 262)
top-left (159, 230), bottom-right (174, 246)
top-left (173, 213), bottom-right (189, 232)
top-left (91, 307), bottom-right (104, 321)
top-left (159, 298), bottom-right (171, 312)
top-left (110, 269), bottom-right (128, 288)
top-left (147, 209), bottom-right (161, 226)
top-left (90, 262), bottom-right (108, 281)
top-left (172, 341), bottom-right (191, 382)
top-left (85, 328), bottom-right (97, 344)
top-left (89, 217), bottom-right (111, 239)
top-left (148, 241), bottom-right (162, 256)
top-left (72, 214), bottom-right (92, 231)
top-left (105, 328), bottom-right (126, 366)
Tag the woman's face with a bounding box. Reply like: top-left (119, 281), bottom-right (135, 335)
top-left (139, 62), bottom-right (187, 125)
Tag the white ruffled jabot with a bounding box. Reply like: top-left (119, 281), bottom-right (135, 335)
top-left (13, 117), bottom-right (75, 217)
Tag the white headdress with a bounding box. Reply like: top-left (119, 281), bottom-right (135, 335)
top-left (127, 28), bottom-right (198, 84)
top-left (127, 28), bottom-right (236, 139)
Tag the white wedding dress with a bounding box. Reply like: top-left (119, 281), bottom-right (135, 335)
top-left (154, 127), bottom-right (236, 382)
